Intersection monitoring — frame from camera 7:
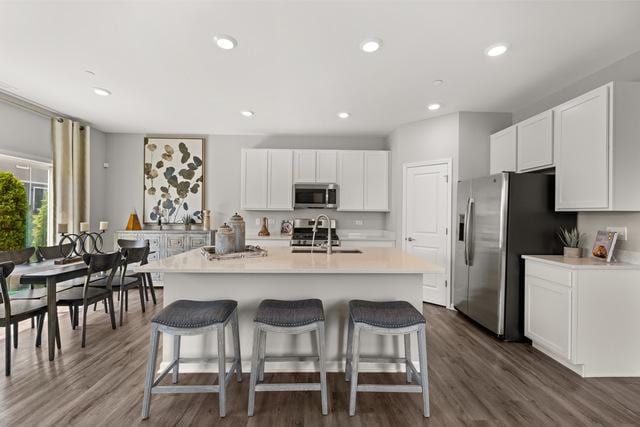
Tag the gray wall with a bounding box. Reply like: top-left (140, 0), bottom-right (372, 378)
top-left (513, 50), bottom-right (640, 258)
top-left (103, 133), bottom-right (388, 243)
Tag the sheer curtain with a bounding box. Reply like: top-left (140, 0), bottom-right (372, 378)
top-left (51, 118), bottom-right (90, 234)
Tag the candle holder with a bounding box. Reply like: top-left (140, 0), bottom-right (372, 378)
top-left (55, 228), bottom-right (107, 264)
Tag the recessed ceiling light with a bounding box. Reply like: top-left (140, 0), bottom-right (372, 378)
top-left (485, 43), bottom-right (509, 57)
top-left (213, 34), bottom-right (238, 50)
top-left (427, 103), bottom-right (441, 111)
top-left (432, 79), bottom-right (444, 86)
top-left (360, 38), bottom-right (382, 53)
top-left (337, 112), bottom-right (350, 119)
top-left (93, 87), bottom-right (111, 96)
top-left (240, 110), bottom-right (254, 117)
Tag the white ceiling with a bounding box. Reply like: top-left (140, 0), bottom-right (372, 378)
top-left (1, 1), bottom-right (640, 135)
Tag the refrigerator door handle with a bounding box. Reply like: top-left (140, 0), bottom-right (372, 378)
top-left (464, 197), bottom-right (472, 265)
top-left (466, 198), bottom-right (475, 266)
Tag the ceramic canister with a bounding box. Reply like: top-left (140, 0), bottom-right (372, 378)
top-left (215, 223), bottom-right (236, 255)
top-left (228, 212), bottom-right (246, 252)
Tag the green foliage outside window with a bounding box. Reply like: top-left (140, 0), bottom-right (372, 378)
top-left (30, 194), bottom-right (48, 248)
top-left (0, 171), bottom-right (28, 251)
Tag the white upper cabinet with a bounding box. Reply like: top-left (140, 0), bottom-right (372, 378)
top-left (517, 110), bottom-right (554, 172)
top-left (241, 149), bottom-right (268, 209)
top-left (293, 150), bottom-right (338, 183)
top-left (268, 150), bottom-right (294, 210)
top-left (554, 86), bottom-right (609, 210)
top-left (364, 151), bottom-right (389, 211)
top-left (241, 149), bottom-right (293, 211)
top-left (337, 151), bottom-right (365, 210)
top-left (489, 125), bottom-right (517, 175)
top-left (316, 150), bottom-right (337, 183)
top-left (554, 82), bottom-right (640, 211)
top-left (293, 150), bottom-right (317, 183)
top-left (337, 150), bottom-right (389, 211)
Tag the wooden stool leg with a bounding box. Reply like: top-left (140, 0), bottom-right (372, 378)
top-left (348, 325), bottom-right (361, 416)
top-left (258, 330), bottom-right (266, 382)
top-left (345, 316), bottom-right (354, 381)
top-left (141, 326), bottom-right (160, 419)
top-left (172, 335), bottom-right (181, 384)
top-left (404, 333), bottom-right (412, 383)
top-left (247, 325), bottom-right (261, 417)
top-left (317, 322), bottom-right (329, 415)
top-left (231, 309), bottom-right (243, 382)
top-left (218, 324), bottom-right (226, 417)
top-left (417, 325), bottom-right (430, 418)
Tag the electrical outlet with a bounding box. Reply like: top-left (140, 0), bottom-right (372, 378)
top-left (355, 220), bottom-right (364, 226)
top-left (606, 226), bottom-right (628, 241)
top-left (255, 218), bottom-right (261, 226)
top-left (269, 219), bottom-right (275, 225)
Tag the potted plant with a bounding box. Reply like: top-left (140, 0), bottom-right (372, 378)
top-left (182, 214), bottom-right (192, 231)
top-left (558, 227), bottom-right (584, 258)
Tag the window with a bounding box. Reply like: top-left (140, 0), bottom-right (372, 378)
top-left (0, 153), bottom-right (53, 248)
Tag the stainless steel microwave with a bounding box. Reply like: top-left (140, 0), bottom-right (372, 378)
top-left (293, 183), bottom-right (338, 209)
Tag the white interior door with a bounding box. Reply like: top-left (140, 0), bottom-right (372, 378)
top-left (403, 161), bottom-right (451, 306)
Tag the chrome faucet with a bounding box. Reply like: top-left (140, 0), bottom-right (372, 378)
top-left (311, 214), bottom-right (332, 254)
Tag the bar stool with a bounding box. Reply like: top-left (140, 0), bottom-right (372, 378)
top-left (345, 300), bottom-right (430, 417)
top-left (141, 299), bottom-right (242, 419)
top-left (248, 299), bottom-right (328, 416)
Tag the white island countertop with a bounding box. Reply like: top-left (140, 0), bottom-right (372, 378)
top-left (136, 246), bottom-right (442, 275)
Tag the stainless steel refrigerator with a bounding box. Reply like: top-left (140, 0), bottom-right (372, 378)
top-left (453, 173), bottom-right (576, 341)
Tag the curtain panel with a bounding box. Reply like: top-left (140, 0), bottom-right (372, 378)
top-left (52, 118), bottom-right (90, 235)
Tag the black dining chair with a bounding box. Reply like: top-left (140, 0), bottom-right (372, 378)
top-left (35, 243), bottom-right (75, 262)
top-left (55, 252), bottom-right (119, 347)
top-left (1, 261), bottom-right (60, 376)
top-left (118, 239), bottom-right (157, 306)
top-left (90, 246), bottom-right (148, 326)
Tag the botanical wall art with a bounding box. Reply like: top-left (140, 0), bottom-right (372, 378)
top-left (143, 137), bottom-right (204, 224)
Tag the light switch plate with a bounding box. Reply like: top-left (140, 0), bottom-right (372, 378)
top-left (355, 220), bottom-right (364, 226)
top-left (606, 226), bottom-right (628, 241)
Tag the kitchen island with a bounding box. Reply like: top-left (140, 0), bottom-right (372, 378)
top-left (136, 246), bottom-right (442, 373)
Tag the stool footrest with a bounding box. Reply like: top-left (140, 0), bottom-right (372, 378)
top-left (357, 384), bottom-right (422, 393)
top-left (152, 385), bottom-right (219, 394)
top-left (255, 383), bottom-right (321, 392)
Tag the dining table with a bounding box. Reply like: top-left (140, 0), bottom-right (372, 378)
top-left (13, 260), bottom-right (89, 361)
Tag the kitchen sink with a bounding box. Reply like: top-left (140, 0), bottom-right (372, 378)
top-left (291, 248), bottom-right (363, 254)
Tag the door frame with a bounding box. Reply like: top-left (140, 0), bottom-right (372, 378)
top-left (402, 158), bottom-right (453, 307)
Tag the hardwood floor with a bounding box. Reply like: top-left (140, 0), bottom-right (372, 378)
top-left (1, 291), bottom-right (640, 426)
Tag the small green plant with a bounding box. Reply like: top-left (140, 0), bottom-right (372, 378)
top-left (0, 171), bottom-right (28, 251)
top-left (558, 227), bottom-right (584, 248)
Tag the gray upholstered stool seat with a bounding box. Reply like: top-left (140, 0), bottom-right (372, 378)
top-left (255, 298), bottom-right (324, 327)
top-left (248, 299), bottom-right (328, 416)
top-left (152, 300), bottom-right (237, 328)
top-left (142, 299), bottom-right (242, 419)
top-left (346, 299), bottom-right (430, 418)
top-left (349, 300), bottom-right (425, 328)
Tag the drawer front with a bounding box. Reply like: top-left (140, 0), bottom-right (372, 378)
top-left (147, 251), bottom-right (160, 262)
top-left (525, 261), bottom-right (572, 287)
top-left (188, 235), bottom-right (208, 249)
top-left (166, 235), bottom-right (186, 250)
top-left (142, 234), bottom-right (161, 252)
top-left (166, 248), bottom-right (185, 258)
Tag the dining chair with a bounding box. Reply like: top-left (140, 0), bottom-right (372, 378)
top-left (90, 246), bottom-right (148, 326)
top-left (35, 243), bottom-right (75, 262)
top-left (55, 252), bottom-right (118, 347)
top-left (117, 239), bottom-right (157, 305)
top-left (1, 261), bottom-right (60, 376)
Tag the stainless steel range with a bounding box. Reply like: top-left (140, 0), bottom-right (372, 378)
top-left (290, 218), bottom-right (340, 247)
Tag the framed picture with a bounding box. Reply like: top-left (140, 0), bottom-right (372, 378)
top-left (143, 137), bottom-right (205, 224)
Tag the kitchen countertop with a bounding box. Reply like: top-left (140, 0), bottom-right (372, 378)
top-left (522, 255), bottom-right (640, 270)
top-left (135, 246), bottom-right (441, 274)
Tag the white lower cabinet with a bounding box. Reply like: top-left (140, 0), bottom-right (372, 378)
top-left (340, 240), bottom-right (395, 248)
top-left (524, 256), bottom-right (640, 377)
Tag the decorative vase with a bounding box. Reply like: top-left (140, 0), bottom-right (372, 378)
top-left (563, 247), bottom-right (581, 258)
top-left (215, 223), bottom-right (236, 255)
top-left (258, 217), bottom-right (270, 236)
top-left (228, 212), bottom-right (246, 252)
top-left (126, 209), bottom-right (142, 231)
top-left (202, 209), bottom-right (211, 231)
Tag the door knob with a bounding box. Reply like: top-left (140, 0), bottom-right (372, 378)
top-left (407, 237), bottom-right (415, 242)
